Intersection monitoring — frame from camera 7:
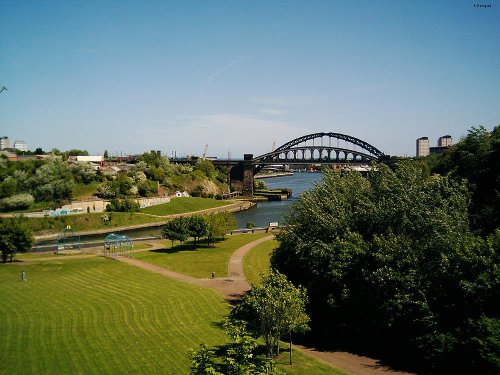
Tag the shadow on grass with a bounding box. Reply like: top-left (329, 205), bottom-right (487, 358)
top-left (152, 238), bottom-right (229, 254)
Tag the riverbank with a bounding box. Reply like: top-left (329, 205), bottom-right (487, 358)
top-left (33, 201), bottom-right (255, 242)
top-left (254, 172), bottom-right (294, 179)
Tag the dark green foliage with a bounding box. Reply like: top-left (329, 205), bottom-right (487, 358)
top-left (205, 212), bottom-right (237, 246)
top-left (105, 198), bottom-right (140, 213)
top-left (271, 162), bottom-right (499, 373)
top-left (0, 217), bottom-right (34, 262)
top-left (0, 193), bottom-right (34, 211)
top-left (188, 216), bottom-right (209, 248)
top-left (162, 217), bottom-right (191, 247)
top-left (0, 157), bottom-right (99, 210)
top-left (137, 179), bottom-right (158, 197)
top-left (194, 159), bottom-right (216, 179)
top-left (430, 126), bottom-right (499, 235)
top-left (188, 319), bottom-right (278, 375)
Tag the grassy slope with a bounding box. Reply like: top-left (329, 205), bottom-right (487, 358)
top-left (26, 212), bottom-right (163, 236)
top-left (243, 238), bottom-right (276, 286)
top-left (0, 257), bottom-right (229, 375)
top-left (135, 234), bottom-right (269, 278)
top-left (140, 197), bottom-right (232, 216)
top-left (25, 197), bottom-right (234, 237)
top-left (72, 181), bottom-right (100, 200)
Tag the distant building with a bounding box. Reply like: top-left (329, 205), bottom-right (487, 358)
top-left (14, 140), bottom-right (28, 152)
top-left (416, 137), bottom-right (430, 157)
top-left (68, 155), bottom-right (104, 170)
top-left (438, 135), bottom-right (453, 147)
top-left (0, 136), bottom-right (10, 150)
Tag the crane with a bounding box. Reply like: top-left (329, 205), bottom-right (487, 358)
top-left (202, 144), bottom-right (208, 159)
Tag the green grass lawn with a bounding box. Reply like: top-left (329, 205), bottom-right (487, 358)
top-left (243, 238), bottom-right (276, 286)
top-left (1, 240), bottom-right (348, 374)
top-left (72, 181), bottom-right (100, 200)
top-left (27, 212), bottom-right (164, 236)
top-left (134, 233), bottom-right (270, 278)
top-left (140, 197), bottom-right (232, 216)
top-left (0, 257), bottom-right (230, 375)
top-left (277, 346), bottom-right (349, 374)
top-left (16, 243), bottom-right (151, 260)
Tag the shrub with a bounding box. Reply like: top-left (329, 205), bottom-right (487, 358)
top-left (0, 193), bottom-right (35, 211)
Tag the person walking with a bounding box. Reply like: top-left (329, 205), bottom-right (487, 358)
top-left (21, 271), bottom-right (26, 282)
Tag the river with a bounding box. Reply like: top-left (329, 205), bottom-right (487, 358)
top-left (234, 172), bottom-right (323, 228)
top-left (32, 172), bottom-right (322, 251)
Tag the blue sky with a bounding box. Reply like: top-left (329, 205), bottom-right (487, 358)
top-left (1, 0), bottom-right (498, 157)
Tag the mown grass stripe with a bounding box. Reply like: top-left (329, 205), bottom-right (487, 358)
top-left (0, 257), bottom-right (229, 374)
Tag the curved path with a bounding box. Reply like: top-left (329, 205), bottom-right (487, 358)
top-left (117, 236), bottom-right (273, 300)
top-left (115, 237), bottom-right (414, 375)
top-left (23, 236), bottom-right (413, 374)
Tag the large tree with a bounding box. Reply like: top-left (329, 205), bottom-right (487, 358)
top-left (271, 162), bottom-right (499, 373)
top-left (205, 212), bottom-right (237, 246)
top-left (162, 217), bottom-right (190, 248)
top-left (0, 218), bottom-right (34, 262)
top-left (431, 125), bottom-right (499, 235)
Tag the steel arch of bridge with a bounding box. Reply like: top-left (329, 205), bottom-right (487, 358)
top-left (253, 132), bottom-right (385, 166)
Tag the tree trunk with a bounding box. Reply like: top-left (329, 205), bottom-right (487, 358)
top-left (289, 333), bottom-right (293, 365)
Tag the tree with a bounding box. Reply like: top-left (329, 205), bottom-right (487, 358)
top-left (105, 198), bottom-right (140, 213)
top-left (162, 217), bottom-right (190, 248)
top-left (205, 212), bottom-right (237, 246)
top-left (430, 125), bottom-right (499, 235)
top-left (0, 193), bottom-right (34, 212)
top-left (234, 270), bottom-right (310, 361)
top-left (188, 319), bottom-right (278, 375)
top-left (0, 218), bottom-right (34, 262)
top-left (271, 162), bottom-right (499, 373)
top-left (187, 216), bottom-right (209, 248)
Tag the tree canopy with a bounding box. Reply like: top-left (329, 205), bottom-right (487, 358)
top-left (430, 125), bottom-right (499, 235)
top-left (271, 162), bottom-right (499, 373)
top-left (233, 270), bottom-right (310, 362)
top-left (0, 218), bottom-right (34, 262)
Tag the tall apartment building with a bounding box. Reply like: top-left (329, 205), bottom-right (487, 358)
top-left (416, 137), bottom-right (430, 157)
top-left (14, 140), bottom-right (28, 152)
top-left (438, 135), bottom-right (453, 147)
top-left (0, 136), bottom-right (10, 150)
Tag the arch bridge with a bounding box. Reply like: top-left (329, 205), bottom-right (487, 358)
top-left (229, 132), bottom-right (387, 195)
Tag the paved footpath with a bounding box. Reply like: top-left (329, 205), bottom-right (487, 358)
top-left (115, 237), bottom-right (415, 375)
top-left (21, 236), bottom-right (414, 375)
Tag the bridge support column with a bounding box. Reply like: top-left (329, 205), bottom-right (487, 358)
top-left (229, 154), bottom-right (254, 196)
top-left (242, 154), bottom-right (254, 196)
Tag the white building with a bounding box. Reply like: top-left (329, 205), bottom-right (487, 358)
top-left (0, 136), bottom-right (10, 150)
top-left (416, 137), bottom-right (430, 157)
top-left (14, 140), bottom-right (28, 152)
top-left (67, 155), bottom-right (104, 170)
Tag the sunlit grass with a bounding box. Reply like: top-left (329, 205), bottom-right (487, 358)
top-left (0, 257), bottom-right (229, 374)
top-left (134, 233), bottom-right (269, 278)
top-left (140, 197), bottom-right (232, 216)
top-left (243, 238), bottom-right (276, 286)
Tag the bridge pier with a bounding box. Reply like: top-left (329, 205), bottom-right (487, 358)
top-left (229, 154), bottom-right (254, 196)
